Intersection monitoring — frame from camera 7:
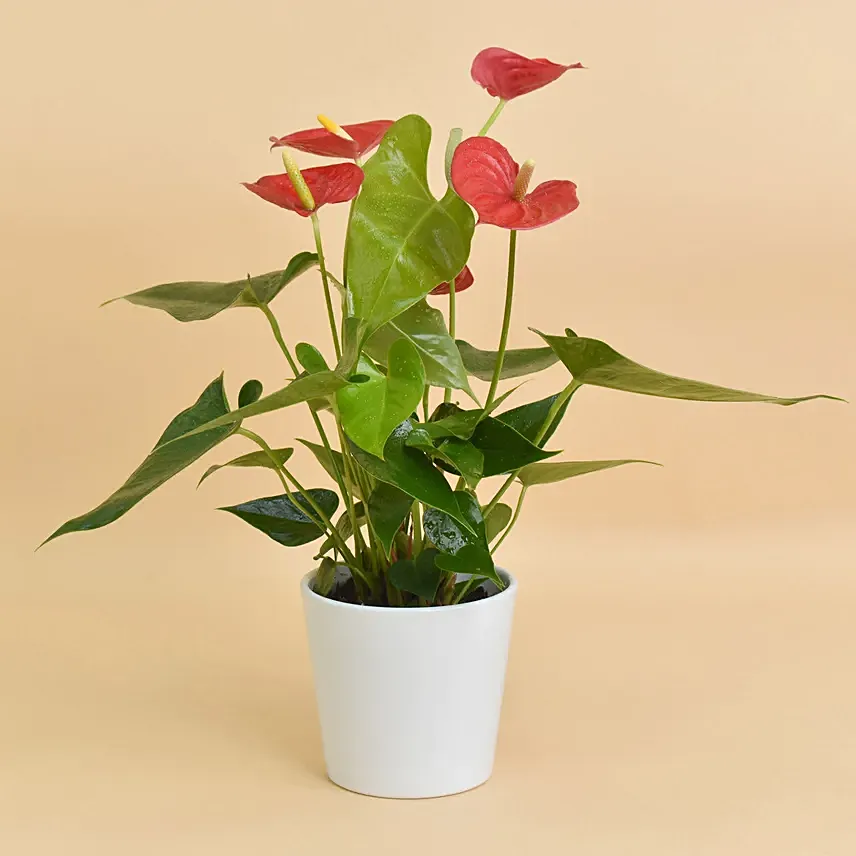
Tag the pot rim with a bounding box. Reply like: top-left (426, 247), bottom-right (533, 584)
top-left (301, 568), bottom-right (517, 614)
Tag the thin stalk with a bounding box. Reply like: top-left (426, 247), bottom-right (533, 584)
top-left (478, 99), bottom-right (507, 137)
top-left (258, 303), bottom-right (300, 375)
top-left (422, 387), bottom-right (430, 422)
top-left (492, 485), bottom-right (527, 552)
top-left (443, 277), bottom-right (457, 404)
top-left (310, 212), bottom-right (342, 361)
top-left (452, 576), bottom-right (479, 605)
top-left (411, 502), bottom-right (423, 555)
top-left (484, 229), bottom-right (518, 413)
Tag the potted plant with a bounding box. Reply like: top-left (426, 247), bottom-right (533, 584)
top-left (43, 46), bottom-right (840, 799)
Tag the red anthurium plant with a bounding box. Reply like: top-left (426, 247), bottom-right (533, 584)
top-left (46, 47), bottom-right (839, 613)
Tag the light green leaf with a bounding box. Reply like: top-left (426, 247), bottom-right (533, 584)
top-left (347, 114), bottom-right (475, 334)
top-left (44, 375), bottom-right (236, 544)
top-left (535, 329), bottom-right (842, 405)
top-left (456, 339), bottom-right (559, 382)
top-left (296, 343), bottom-right (330, 374)
top-left (518, 459), bottom-right (660, 487)
top-left (484, 503), bottom-right (513, 543)
top-left (104, 252), bottom-right (318, 322)
top-left (337, 341), bottom-right (426, 458)
top-left (197, 447), bottom-right (293, 487)
top-left (366, 300), bottom-right (474, 394)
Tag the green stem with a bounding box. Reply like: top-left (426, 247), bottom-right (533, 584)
top-left (422, 387), bottom-right (431, 422)
top-left (478, 99), bottom-right (507, 137)
top-left (452, 576), bottom-right (479, 605)
top-left (492, 486), bottom-right (527, 552)
top-left (310, 212), bottom-right (342, 362)
top-left (259, 303), bottom-right (299, 375)
top-left (411, 502), bottom-right (423, 555)
top-left (443, 277), bottom-right (457, 404)
top-left (484, 229), bottom-right (517, 413)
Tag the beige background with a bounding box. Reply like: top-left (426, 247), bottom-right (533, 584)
top-left (1, 0), bottom-right (854, 852)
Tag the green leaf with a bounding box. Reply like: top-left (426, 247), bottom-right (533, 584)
top-left (423, 491), bottom-right (499, 584)
top-left (423, 402), bottom-right (484, 440)
top-left (161, 371), bottom-right (347, 443)
top-left (456, 339), bottom-right (559, 382)
top-left (469, 417), bottom-right (559, 477)
top-left (484, 502), bottom-right (513, 543)
top-left (220, 489), bottom-right (339, 547)
top-left (535, 330), bottom-right (842, 405)
top-left (238, 379), bottom-right (263, 408)
top-left (518, 459), bottom-right (661, 487)
top-left (337, 341), bottom-right (426, 458)
top-left (405, 428), bottom-right (484, 490)
top-left (367, 482), bottom-right (413, 556)
top-left (347, 114), bottom-right (475, 335)
top-left (348, 420), bottom-right (477, 535)
top-left (104, 252), bottom-right (318, 322)
top-left (365, 300), bottom-right (474, 395)
top-left (388, 548), bottom-right (445, 600)
top-left (44, 375), bottom-right (236, 544)
top-left (197, 447), bottom-right (294, 487)
top-left (296, 343), bottom-right (330, 374)
top-left (337, 316), bottom-right (368, 376)
top-left (496, 393), bottom-right (571, 445)
top-left (298, 439), bottom-right (347, 487)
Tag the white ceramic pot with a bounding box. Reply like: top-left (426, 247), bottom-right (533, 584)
top-left (301, 571), bottom-right (517, 798)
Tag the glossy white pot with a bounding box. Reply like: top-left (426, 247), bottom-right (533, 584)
top-left (301, 571), bottom-right (517, 799)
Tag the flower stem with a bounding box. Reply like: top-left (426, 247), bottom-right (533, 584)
top-left (478, 99), bottom-right (507, 137)
top-left (484, 229), bottom-right (517, 413)
top-left (310, 212), bottom-right (342, 362)
top-left (443, 277), bottom-right (457, 404)
top-left (491, 485), bottom-right (527, 552)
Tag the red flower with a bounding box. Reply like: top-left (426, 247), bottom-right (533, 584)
top-left (471, 47), bottom-right (584, 101)
top-left (451, 137), bottom-right (579, 230)
top-left (431, 266), bottom-right (474, 296)
top-left (243, 163), bottom-right (363, 216)
top-left (269, 120), bottom-right (394, 160)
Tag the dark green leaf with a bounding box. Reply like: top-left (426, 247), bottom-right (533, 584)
top-left (423, 491), bottom-right (499, 584)
top-left (366, 300), bottom-right (474, 395)
top-left (470, 417), bottom-right (559, 477)
top-left (496, 393), bottom-right (572, 445)
top-left (162, 372), bottom-right (347, 443)
top-left (348, 421), bottom-right (477, 535)
top-left (104, 252), bottom-right (318, 322)
top-left (484, 502), bottom-right (513, 543)
top-left (456, 339), bottom-right (559, 382)
top-left (388, 549), bottom-right (445, 600)
top-left (44, 375), bottom-right (236, 544)
top-left (405, 428), bottom-right (484, 490)
top-left (337, 341), bottom-right (426, 458)
top-left (296, 343), bottom-right (330, 374)
top-left (535, 329), bottom-right (842, 405)
top-left (238, 379), bottom-right (263, 408)
top-left (347, 114), bottom-right (475, 334)
top-left (197, 447), bottom-right (293, 487)
top-left (220, 489), bottom-right (339, 547)
top-left (367, 482), bottom-right (413, 556)
top-left (518, 459), bottom-right (661, 487)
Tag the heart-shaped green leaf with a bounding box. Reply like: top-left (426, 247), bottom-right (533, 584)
top-left (388, 548), bottom-right (445, 600)
top-left (44, 375), bottom-right (236, 544)
top-left (469, 417), bottom-right (559, 477)
top-left (535, 329), bottom-right (842, 405)
top-left (496, 393), bottom-right (572, 445)
top-left (197, 447), bottom-right (294, 487)
top-left (104, 252), bottom-right (318, 322)
top-left (456, 339), bottom-right (559, 382)
top-left (366, 300), bottom-right (474, 395)
top-left (347, 115), bottom-right (475, 335)
top-left (348, 421), bottom-right (477, 535)
top-left (367, 482), bottom-right (413, 556)
top-left (295, 343), bottom-right (330, 374)
top-left (484, 502), bottom-right (513, 543)
top-left (423, 491), bottom-right (500, 584)
top-left (220, 489), bottom-right (339, 547)
top-left (518, 459), bottom-right (661, 487)
top-left (337, 341), bottom-right (425, 458)
top-left (405, 428), bottom-right (484, 490)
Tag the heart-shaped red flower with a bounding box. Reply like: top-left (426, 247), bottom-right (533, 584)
top-left (269, 120), bottom-right (393, 160)
top-left (243, 163), bottom-right (363, 216)
top-left (430, 266), bottom-right (474, 296)
top-left (451, 137), bottom-right (579, 230)
top-left (472, 47), bottom-right (584, 101)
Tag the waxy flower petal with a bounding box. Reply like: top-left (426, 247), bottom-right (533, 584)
top-left (431, 266), bottom-right (475, 296)
top-left (243, 163), bottom-right (363, 216)
top-left (471, 47), bottom-right (584, 101)
top-left (269, 120), bottom-right (394, 160)
top-left (451, 137), bottom-right (579, 230)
